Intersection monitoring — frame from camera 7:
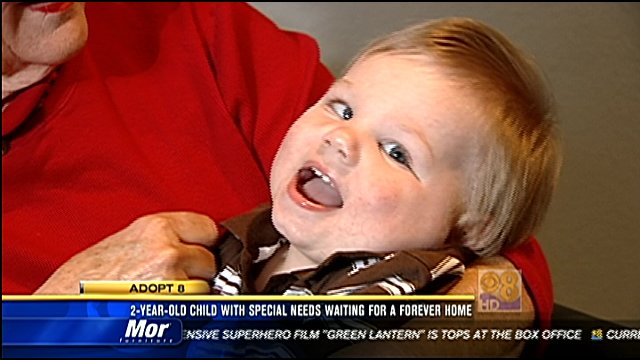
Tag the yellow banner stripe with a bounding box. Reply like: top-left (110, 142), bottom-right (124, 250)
top-left (79, 280), bottom-right (210, 295)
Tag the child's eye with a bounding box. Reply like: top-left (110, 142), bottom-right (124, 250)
top-left (329, 100), bottom-right (353, 120)
top-left (380, 142), bottom-right (412, 169)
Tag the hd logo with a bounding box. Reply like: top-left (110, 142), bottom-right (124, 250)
top-left (478, 269), bottom-right (522, 312)
top-left (120, 319), bottom-right (182, 344)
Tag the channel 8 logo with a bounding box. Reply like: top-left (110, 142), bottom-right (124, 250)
top-left (478, 269), bottom-right (522, 312)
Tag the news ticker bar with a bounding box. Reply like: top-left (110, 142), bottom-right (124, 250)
top-left (5, 296), bottom-right (637, 350)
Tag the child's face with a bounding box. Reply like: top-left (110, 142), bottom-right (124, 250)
top-left (270, 53), bottom-right (485, 265)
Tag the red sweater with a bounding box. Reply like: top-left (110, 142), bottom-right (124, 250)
top-left (2, 2), bottom-right (552, 329)
top-left (2, 2), bottom-right (332, 294)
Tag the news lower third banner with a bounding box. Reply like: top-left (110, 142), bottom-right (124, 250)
top-left (3, 294), bottom-right (475, 357)
top-left (3, 277), bottom-right (638, 357)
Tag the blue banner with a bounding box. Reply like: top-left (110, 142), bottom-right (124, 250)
top-left (3, 295), bottom-right (475, 357)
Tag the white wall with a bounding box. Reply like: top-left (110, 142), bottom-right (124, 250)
top-left (251, 2), bottom-right (640, 325)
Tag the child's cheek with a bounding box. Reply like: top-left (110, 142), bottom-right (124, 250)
top-left (356, 176), bottom-right (403, 213)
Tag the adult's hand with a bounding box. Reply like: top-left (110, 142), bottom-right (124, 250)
top-left (35, 212), bottom-right (219, 294)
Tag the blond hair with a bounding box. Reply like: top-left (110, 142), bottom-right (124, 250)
top-left (351, 18), bottom-right (561, 256)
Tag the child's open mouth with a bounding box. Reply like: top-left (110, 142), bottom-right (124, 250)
top-left (293, 166), bottom-right (344, 209)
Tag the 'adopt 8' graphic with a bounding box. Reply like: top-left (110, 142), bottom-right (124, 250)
top-left (478, 269), bottom-right (522, 312)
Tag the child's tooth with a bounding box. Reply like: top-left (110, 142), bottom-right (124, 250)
top-left (310, 166), bottom-right (333, 186)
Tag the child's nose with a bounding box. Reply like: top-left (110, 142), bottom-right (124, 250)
top-left (320, 126), bottom-right (360, 167)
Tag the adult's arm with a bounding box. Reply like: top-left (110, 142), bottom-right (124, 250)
top-left (330, 237), bottom-right (551, 357)
top-left (329, 256), bottom-right (535, 357)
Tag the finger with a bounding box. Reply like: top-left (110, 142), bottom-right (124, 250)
top-left (156, 212), bottom-right (219, 247)
top-left (179, 243), bottom-right (217, 280)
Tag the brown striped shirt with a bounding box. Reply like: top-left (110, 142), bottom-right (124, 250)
top-left (211, 205), bottom-right (475, 296)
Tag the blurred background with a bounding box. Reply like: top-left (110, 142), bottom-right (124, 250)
top-left (250, 2), bottom-right (640, 326)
